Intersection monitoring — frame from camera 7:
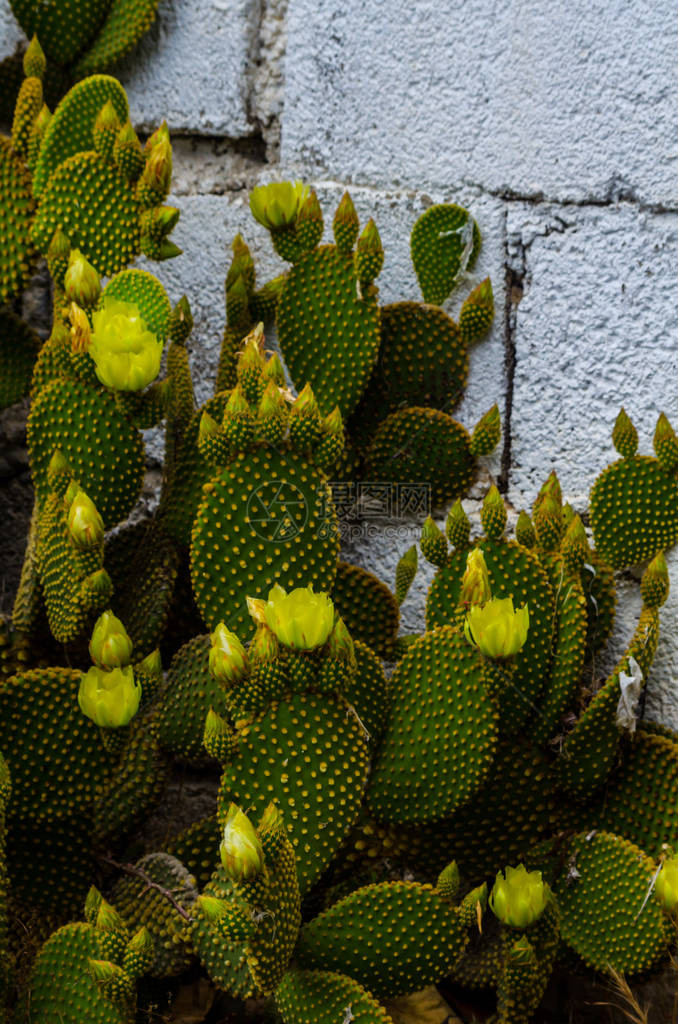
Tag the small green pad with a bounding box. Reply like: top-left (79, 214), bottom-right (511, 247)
top-left (27, 376), bottom-right (144, 528)
top-left (277, 245), bottom-right (381, 418)
top-left (410, 204), bottom-right (480, 305)
top-left (367, 626), bottom-right (497, 824)
top-left (276, 969), bottom-right (394, 1024)
top-left (0, 135), bottom-right (36, 304)
top-left (296, 880), bottom-right (468, 999)
top-left (101, 269), bottom-right (172, 341)
top-left (190, 446), bottom-right (338, 635)
top-left (33, 75), bottom-right (128, 197)
top-left (377, 301), bottom-right (468, 412)
top-left (217, 691), bottom-right (369, 895)
top-left (590, 455), bottom-right (678, 569)
top-left (74, 0), bottom-right (160, 76)
top-left (32, 151), bottom-right (141, 275)
top-left (553, 831), bottom-right (670, 974)
top-left (365, 406), bottom-right (474, 507)
top-left (344, 640), bottom-right (390, 750)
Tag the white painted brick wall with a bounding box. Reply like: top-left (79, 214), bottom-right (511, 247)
top-left (3, 0), bottom-right (678, 725)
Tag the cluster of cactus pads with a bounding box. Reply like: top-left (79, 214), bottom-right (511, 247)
top-left (3, 57), bottom-right (678, 1024)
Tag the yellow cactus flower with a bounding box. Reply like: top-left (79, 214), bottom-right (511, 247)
top-left (89, 299), bottom-right (163, 392)
top-left (69, 302), bottom-right (91, 353)
top-left (78, 665), bottom-right (141, 729)
top-left (249, 181), bottom-right (310, 231)
top-left (655, 856), bottom-right (678, 914)
top-left (460, 548), bottom-right (492, 607)
top-left (67, 490), bottom-right (104, 549)
top-left (263, 584), bottom-right (335, 651)
top-left (89, 611), bottom-right (133, 670)
top-left (209, 623), bottom-right (249, 685)
top-left (489, 864), bottom-right (549, 929)
top-left (220, 804), bottom-right (265, 883)
top-left (464, 596), bottom-right (529, 659)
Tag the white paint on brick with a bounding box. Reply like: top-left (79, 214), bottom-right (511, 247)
top-left (507, 201), bottom-right (678, 510)
top-left (281, 0), bottom-right (678, 207)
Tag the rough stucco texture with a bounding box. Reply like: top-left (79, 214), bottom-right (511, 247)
top-left (282, 0), bottom-right (678, 206)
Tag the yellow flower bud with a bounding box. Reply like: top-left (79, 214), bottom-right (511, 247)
top-left (249, 181), bottom-right (310, 230)
top-left (464, 597), bottom-right (529, 660)
top-left (64, 250), bottom-right (101, 308)
top-left (89, 299), bottom-right (163, 392)
top-left (220, 804), bottom-right (265, 882)
top-left (209, 623), bottom-right (249, 685)
top-left (489, 865), bottom-right (549, 929)
top-left (655, 855), bottom-right (678, 914)
top-left (89, 611), bottom-right (133, 670)
top-left (78, 665), bottom-right (141, 729)
top-left (69, 302), bottom-right (91, 353)
top-left (263, 584), bottom-right (335, 651)
top-left (67, 491), bottom-right (104, 549)
top-left (460, 549), bottom-right (492, 607)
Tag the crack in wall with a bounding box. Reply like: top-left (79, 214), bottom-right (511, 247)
top-left (498, 207), bottom-right (522, 495)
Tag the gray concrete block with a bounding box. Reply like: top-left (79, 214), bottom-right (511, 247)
top-left (507, 201), bottom-right (678, 510)
top-left (282, 0), bottom-right (678, 206)
top-left (117, 0), bottom-right (258, 135)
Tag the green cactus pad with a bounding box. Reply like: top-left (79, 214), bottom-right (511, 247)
top-left (0, 307), bottom-right (40, 409)
top-left (218, 691), bottom-right (369, 895)
top-left (365, 406), bottom-right (474, 507)
top-left (344, 640), bottom-right (390, 750)
top-left (276, 245), bottom-right (381, 418)
top-left (581, 549), bottom-right (616, 658)
top-left (8, 813), bottom-right (95, 917)
top-left (0, 134), bottom-right (36, 304)
top-left (100, 268), bottom-right (172, 340)
top-left (190, 866), bottom-right (253, 998)
top-left (33, 75), bottom-right (128, 196)
top-left (190, 446), bottom-right (338, 636)
top-left (27, 376), bottom-right (144, 528)
top-left (400, 738), bottom-right (555, 883)
top-left (106, 519), bottom-right (178, 659)
top-left (93, 714), bottom-right (167, 844)
top-left (32, 150), bottom-right (142, 275)
top-left (74, 0), bottom-right (160, 76)
top-left (426, 538), bottom-right (555, 734)
top-left (590, 455), bottom-right (678, 569)
top-left (10, 1), bottom-right (108, 66)
top-left (112, 853), bottom-right (197, 977)
top-left (156, 635), bottom-right (230, 764)
top-left (0, 666), bottom-right (112, 820)
top-left (276, 969), bottom-right (394, 1024)
top-left (366, 626), bottom-right (497, 824)
top-left (410, 204), bottom-right (480, 305)
top-left (16, 920), bottom-right (133, 1024)
top-left (377, 301), bottom-right (468, 412)
top-left (296, 880), bottom-right (468, 1000)
top-left (331, 561), bottom-right (399, 659)
top-left (553, 831), bottom-right (670, 973)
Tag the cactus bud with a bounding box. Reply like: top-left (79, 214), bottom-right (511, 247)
top-left (655, 855), bottom-right (678, 914)
top-left (296, 190), bottom-right (323, 250)
top-left (138, 648), bottom-right (162, 677)
top-left (562, 514), bottom-right (590, 574)
top-left (354, 218), bottom-right (384, 284)
top-left (395, 544), bottom-right (418, 606)
top-left (292, 382), bottom-right (320, 417)
top-left (641, 551), bottom-right (670, 609)
top-left (480, 484), bottom-right (507, 540)
top-left (93, 100), bottom-right (120, 158)
top-left (199, 410), bottom-right (220, 439)
top-left (197, 894), bottom-right (229, 922)
top-left (220, 804), bottom-right (265, 883)
top-left (67, 491), bottom-right (104, 549)
top-left (470, 404), bottom-right (501, 457)
top-left (445, 499), bottom-right (471, 549)
top-left (209, 623), bottom-right (249, 685)
top-left (262, 352), bottom-right (286, 387)
top-left (515, 510), bottom-right (536, 548)
top-left (246, 596), bottom-right (267, 625)
top-left (654, 412), bottom-right (678, 472)
top-left (249, 625), bottom-right (279, 665)
top-left (326, 616), bottom-right (355, 664)
top-left (64, 250), bottom-right (101, 309)
top-left (203, 708), bottom-right (236, 762)
top-left (47, 449), bottom-right (70, 492)
top-left (89, 611), bottom-right (133, 670)
top-left (23, 35), bottom-right (46, 79)
top-left (420, 515), bottom-right (448, 568)
top-left (612, 406), bottom-right (638, 458)
top-left (47, 227), bottom-right (70, 284)
top-left (69, 302), bottom-right (91, 353)
top-left (460, 548), bottom-right (492, 607)
top-left (249, 181), bottom-right (310, 231)
top-left (333, 191), bottom-right (359, 252)
top-left (437, 861), bottom-right (460, 901)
